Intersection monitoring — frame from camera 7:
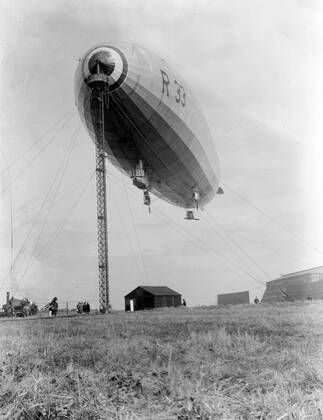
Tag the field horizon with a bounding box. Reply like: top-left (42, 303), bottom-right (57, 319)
top-left (1, 302), bottom-right (323, 419)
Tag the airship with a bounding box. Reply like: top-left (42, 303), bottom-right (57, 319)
top-left (74, 43), bottom-right (222, 219)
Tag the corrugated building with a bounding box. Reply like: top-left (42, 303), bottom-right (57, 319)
top-left (125, 286), bottom-right (181, 311)
top-left (262, 266), bottom-right (323, 303)
top-left (217, 291), bottom-right (249, 305)
top-left (312, 279), bottom-right (323, 298)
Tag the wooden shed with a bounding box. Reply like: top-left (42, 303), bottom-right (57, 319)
top-left (125, 286), bottom-right (181, 311)
top-left (217, 291), bottom-right (250, 305)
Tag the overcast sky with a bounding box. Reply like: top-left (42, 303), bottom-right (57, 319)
top-left (0, 0), bottom-right (323, 309)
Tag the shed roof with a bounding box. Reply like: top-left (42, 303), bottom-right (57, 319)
top-left (125, 286), bottom-right (181, 297)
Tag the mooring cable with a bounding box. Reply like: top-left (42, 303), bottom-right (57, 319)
top-left (14, 172), bottom-right (95, 293)
top-left (104, 167), bottom-right (266, 288)
top-left (1, 112), bottom-right (76, 196)
top-left (222, 181), bottom-right (323, 256)
top-left (1, 122), bottom-right (81, 291)
top-left (18, 124), bottom-right (82, 282)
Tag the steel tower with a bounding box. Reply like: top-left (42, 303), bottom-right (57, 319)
top-left (88, 66), bottom-right (110, 313)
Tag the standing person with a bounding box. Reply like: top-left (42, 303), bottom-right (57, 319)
top-left (83, 301), bottom-right (90, 314)
top-left (182, 298), bottom-right (187, 307)
top-left (49, 297), bottom-right (58, 317)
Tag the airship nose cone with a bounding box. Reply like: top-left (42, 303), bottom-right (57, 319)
top-left (82, 46), bottom-right (128, 92)
top-left (88, 51), bottom-right (115, 76)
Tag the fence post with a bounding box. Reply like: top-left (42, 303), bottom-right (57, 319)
top-left (66, 302), bottom-right (69, 315)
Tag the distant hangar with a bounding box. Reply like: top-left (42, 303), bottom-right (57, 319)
top-left (262, 266), bottom-right (323, 303)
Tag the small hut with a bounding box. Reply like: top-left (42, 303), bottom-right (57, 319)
top-left (125, 286), bottom-right (181, 311)
top-left (217, 291), bottom-right (250, 305)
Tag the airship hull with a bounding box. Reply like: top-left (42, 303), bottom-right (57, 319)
top-left (75, 43), bottom-right (220, 209)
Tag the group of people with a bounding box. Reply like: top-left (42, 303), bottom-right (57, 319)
top-left (76, 301), bottom-right (91, 314)
top-left (45, 297), bottom-right (91, 317)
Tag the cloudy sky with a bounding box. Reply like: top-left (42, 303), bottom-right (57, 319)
top-left (0, 0), bottom-right (323, 309)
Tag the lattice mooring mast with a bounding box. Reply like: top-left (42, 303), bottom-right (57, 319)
top-left (88, 65), bottom-right (110, 313)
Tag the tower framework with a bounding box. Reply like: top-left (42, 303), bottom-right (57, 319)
top-left (89, 70), bottom-right (110, 312)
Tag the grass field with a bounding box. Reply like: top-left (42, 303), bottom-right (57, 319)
top-left (0, 302), bottom-right (323, 419)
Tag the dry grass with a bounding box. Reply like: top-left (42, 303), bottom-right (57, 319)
top-left (0, 301), bottom-right (323, 419)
